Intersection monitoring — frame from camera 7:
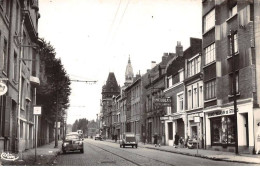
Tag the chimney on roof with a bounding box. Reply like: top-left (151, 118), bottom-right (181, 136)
top-left (151, 61), bottom-right (156, 69)
top-left (176, 41), bottom-right (183, 57)
top-left (162, 53), bottom-right (168, 64)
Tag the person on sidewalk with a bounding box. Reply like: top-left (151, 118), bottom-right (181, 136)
top-left (174, 133), bottom-right (179, 148)
top-left (184, 136), bottom-right (189, 148)
top-left (115, 134), bottom-right (117, 143)
top-left (153, 134), bottom-right (158, 147)
top-left (179, 137), bottom-right (184, 148)
top-left (158, 134), bottom-right (161, 147)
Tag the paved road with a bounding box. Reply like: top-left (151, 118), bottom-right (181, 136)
top-left (55, 139), bottom-right (256, 166)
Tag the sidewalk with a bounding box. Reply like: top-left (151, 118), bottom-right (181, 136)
top-left (105, 139), bottom-right (260, 165)
top-left (1, 140), bottom-right (62, 166)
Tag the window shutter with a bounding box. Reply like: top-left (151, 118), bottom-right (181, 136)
top-left (4, 96), bottom-right (11, 137)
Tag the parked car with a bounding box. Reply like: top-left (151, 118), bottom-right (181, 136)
top-left (187, 139), bottom-right (198, 149)
top-left (94, 134), bottom-right (103, 140)
top-left (77, 130), bottom-right (84, 139)
top-left (119, 133), bottom-right (138, 148)
top-left (62, 133), bottom-right (84, 154)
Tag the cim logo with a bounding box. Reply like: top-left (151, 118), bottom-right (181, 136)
top-left (0, 152), bottom-right (19, 161)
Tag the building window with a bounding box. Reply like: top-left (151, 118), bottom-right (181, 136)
top-left (199, 86), bottom-right (203, 107)
top-left (205, 43), bottom-right (215, 65)
top-left (193, 87), bottom-right (198, 108)
top-left (229, 4), bottom-right (237, 17)
top-left (177, 93), bottom-right (184, 112)
top-left (2, 39), bottom-right (8, 73)
top-left (167, 105), bottom-right (172, 115)
top-left (211, 116), bottom-right (235, 145)
top-left (203, 9), bottom-right (215, 32)
top-left (229, 33), bottom-right (238, 55)
top-left (15, 2), bottom-right (20, 33)
top-left (5, 0), bottom-right (10, 17)
top-left (20, 121), bottom-right (24, 138)
top-left (229, 72), bottom-right (239, 95)
top-left (21, 77), bottom-right (25, 109)
top-left (205, 79), bottom-right (216, 100)
top-left (13, 52), bottom-right (18, 81)
top-left (188, 55), bottom-right (201, 77)
top-left (179, 70), bottom-right (184, 82)
top-left (167, 76), bottom-right (172, 88)
top-left (188, 89), bottom-right (192, 110)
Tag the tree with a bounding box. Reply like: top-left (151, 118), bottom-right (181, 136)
top-left (72, 118), bottom-right (89, 135)
top-left (37, 40), bottom-right (71, 123)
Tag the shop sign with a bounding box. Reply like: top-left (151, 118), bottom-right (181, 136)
top-left (172, 115), bottom-right (182, 120)
top-left (194, 116), bottom-right (200, 123)
top-left (0, 82), bottom-right (7, 96)
top-left (208, 109), bottom-right (235, 118)
top-left (160, 116), bottom-right (169, 121)
top-left (154, 97), bottom-right (171, 107)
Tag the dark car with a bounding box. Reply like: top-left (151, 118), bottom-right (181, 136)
top-left (94, 134), bottom-right (103, 140)
top-left (62, 133), bottom-right (84, 154)
top-left (119, 133), bottom-right (138, 148)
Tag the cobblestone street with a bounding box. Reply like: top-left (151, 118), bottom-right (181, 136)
top-left (55, 139), bottom-right (257, 166)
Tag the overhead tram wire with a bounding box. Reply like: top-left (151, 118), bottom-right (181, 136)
top-left (105, 0), bottom-right (123, 45)
top-left (70, 79), bottom-right (97, 84)
top-left (110, 0), bottom-right (131, 42)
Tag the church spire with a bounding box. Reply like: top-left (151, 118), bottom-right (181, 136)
top-left (128, 56), bottom-right (131, 63)
top-left (125, 56), bottom-right (134, 86)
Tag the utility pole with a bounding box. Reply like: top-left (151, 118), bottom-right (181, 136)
top-left (229, 30), bottom-right (239, 155)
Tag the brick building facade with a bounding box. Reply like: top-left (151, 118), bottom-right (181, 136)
top-left (202, 0), bottom-right (260, 154)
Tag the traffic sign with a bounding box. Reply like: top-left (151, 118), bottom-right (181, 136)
top-left (33, 106), bottom-right (42, 115)
top-left (0, 82), bottom-right (7, 96)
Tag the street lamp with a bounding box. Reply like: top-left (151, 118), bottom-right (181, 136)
top-left (228, 30), bottom-right (239, 155)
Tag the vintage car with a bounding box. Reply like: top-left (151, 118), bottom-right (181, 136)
top-left (62, 133), bottom-right (84, 153)
top-left (94, 134), bottom-right (103, 140)
top-left (119, 133), bottom-right (138, 148)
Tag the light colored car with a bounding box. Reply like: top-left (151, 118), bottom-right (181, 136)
top-left (119, 133), bottom-right (138, 148)
top-left (94, 134), bottom-right (102, 140)
top-left (62, 133), bottom-right (84, 154)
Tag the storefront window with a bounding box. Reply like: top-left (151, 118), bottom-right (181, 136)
top-left (211, 116), bottom-right (235, 145)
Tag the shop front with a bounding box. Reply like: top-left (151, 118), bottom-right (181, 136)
top-left (162, 114), bottom-right (186, 146)
top-left (187, 112), bottom-right (204, 148)
top-left (205, 103), bottom-right (254, 153)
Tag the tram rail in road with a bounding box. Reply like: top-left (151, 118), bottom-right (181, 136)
top-left (87, 140), bottom-right (175, 166)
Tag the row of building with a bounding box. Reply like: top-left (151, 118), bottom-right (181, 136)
top-left (0, 0), bottom-right (64, 153)
top-left (99, 0), bottom-right (260, 154)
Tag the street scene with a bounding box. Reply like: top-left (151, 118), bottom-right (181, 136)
top-left (0, 0), bottom-right (260, 166)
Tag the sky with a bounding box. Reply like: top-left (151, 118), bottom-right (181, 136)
top-left (38, 0), bottom-right (202, 125)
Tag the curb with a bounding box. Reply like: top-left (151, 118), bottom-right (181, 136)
top-left (47, 149), bottom-right (61, 166)
top-left (103, 140), bottom-right (260, 165)
top-left (141, 146), bottom-right (260, 165)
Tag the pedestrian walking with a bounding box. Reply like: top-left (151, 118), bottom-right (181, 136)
top-left (174, 133), bottom-right (179, 148)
